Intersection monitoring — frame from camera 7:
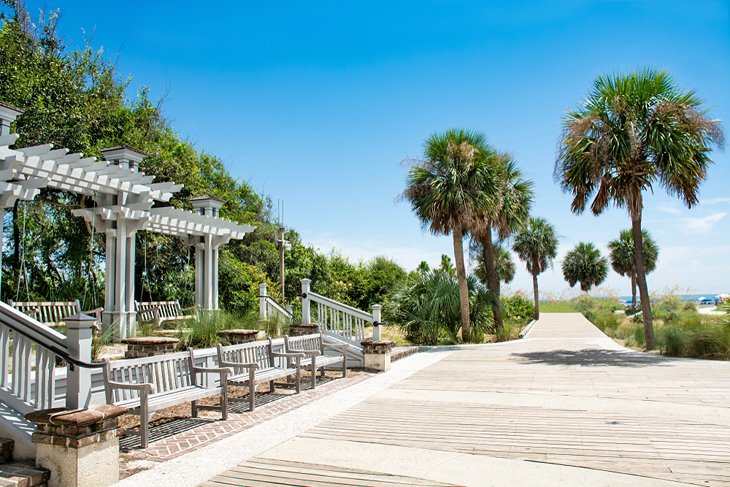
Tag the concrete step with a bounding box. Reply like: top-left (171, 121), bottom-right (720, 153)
top-left (0, 462), bottom-right (49, 487)
top-left (0, 439), bottom-right (12, 465)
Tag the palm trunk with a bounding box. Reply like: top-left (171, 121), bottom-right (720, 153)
top-left (630, 206), bottom-right (655, 350)
top-left (452, 226), bottom-right (472, 342)
top-left (532, 264), bottom-right (540, 321)
top-left (630, 273), bottom-right (637, 309)
top-left (480, 228), bottom-right (503, 332)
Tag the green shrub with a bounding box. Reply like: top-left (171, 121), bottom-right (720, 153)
top-left (501, 295), bottom-right (535, 325)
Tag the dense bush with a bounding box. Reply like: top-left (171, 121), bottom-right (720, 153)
top-left (383, 269), bottom-right (496, 345)
top-left (501, 294), bottom-right (535, 326)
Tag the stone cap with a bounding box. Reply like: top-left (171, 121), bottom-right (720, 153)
top-left (121, 336), bottom-right (180, 345)
top-left (26, 404), bottom-right (128, 427)
top-left (100, 144), bottom-right (147, 162)
top-left (294, 323), bottom-right (320, 328)
top-left (361, 339), bottom-right (396, 347)
top-left (0, 100), bottom-right (23, 115)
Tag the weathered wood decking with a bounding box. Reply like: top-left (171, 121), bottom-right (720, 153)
top-left (205, 312), bottom-right (730, 487)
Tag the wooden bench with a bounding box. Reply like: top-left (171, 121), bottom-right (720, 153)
top-left (285, 333), bottom-right (348, 389)
top-left (7, 299), bottom-right (102, 327)
top-left (102, 349), bottom-right (229, 448)
top-left (134, 300), bottom-right (198, 327)
top-left (217, 338), bottom-right (304, 412)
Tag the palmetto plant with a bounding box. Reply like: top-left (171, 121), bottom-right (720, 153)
top-left (608, 229), bottom-right (658, 309)
top-left (556, 69), bottom-right (724, 349)
top-left (471, 155), bottom-right (533, 332)
top-left (562, 242), bottom-right (608, 293)
top-left (474, 245), bottom-right (515, 287)
top-left (404, 129), bottom-right (498, 342)
top-left (512, 217), bottom-right (558, 320)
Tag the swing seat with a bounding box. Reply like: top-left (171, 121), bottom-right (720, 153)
top-left (134, 300), bottom-right (199, 327)
top-left (8, 299), bottom-right (103, 328)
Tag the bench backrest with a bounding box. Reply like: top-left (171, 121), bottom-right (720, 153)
top-left (218, 338), bottom-right (283, 372)
top-left (103, 350), bottom-right (195, 403)
top-left (135, 300), bottom-right (183, 322)
top-left (8, 299), bottom-right (80, 325)
top-left (285, 333), bottom-right (324, 354)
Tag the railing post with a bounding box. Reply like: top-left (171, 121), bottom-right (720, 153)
top-left (301, 279), bottom-right (311, 324)
top-left (259, 283), bottom-right (268, 320)
top-left (65, 313), bottom-right (95, 409)
top-left (372, 304), bottom-right (382, 341)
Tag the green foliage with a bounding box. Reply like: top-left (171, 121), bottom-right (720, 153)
top-left (473, 245), bottom-right (515, 285)
top-left (501, 294), bottom-right (535, 326)
top-left (383, 268), bottom-right (495, 345)
top-left (562, 242), bottom-right (608, 292)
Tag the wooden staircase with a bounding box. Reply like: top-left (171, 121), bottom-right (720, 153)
top-left (0, 438), bottom-right (49, 487)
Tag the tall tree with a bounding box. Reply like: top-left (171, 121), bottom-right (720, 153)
top-left (608, 229), bottom-right (658, 309)
top-left (471, 155), bottom-right (533, 332)
top-left (556, 69), bottom-right (724, 349)
top-left (562, 242), bottom-right (608, 293)
top-left (512, 217), bottom-right (558, 320)
top-left (473, 245), bottom-right (515, 286)
top-left (404, 129), bottom-right (497, 342)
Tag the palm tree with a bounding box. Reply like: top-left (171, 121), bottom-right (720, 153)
top-left (608, 229), bottom-right (659, 309)
top-left (474, 245), bottom-right (515, 287)
top-left (512, 217), bottom-right (558, 320)
top-left (471, 155), bottom-right (533, 332)
top-left (562, 242), bottom-right (608, 293)
top-left (556, 69), bottom-right (724, 349)
top-left (404, 129), bottom-right (498, 342)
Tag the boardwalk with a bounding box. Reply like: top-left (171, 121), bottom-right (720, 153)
top-left (127, 313), bottom-right (730, 486)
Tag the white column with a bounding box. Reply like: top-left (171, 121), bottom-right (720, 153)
top-left (203, 235), bottom-right (213, 310)
top-left (126, 231), bottom-right (137, 335)
top-left (102, 227), bottom-right (116, 330)
top-left (212, 246), bottom-right (219, 310)
top-left (259, 283), bottom-right (268, 320)
top-left (301, 279), bottom-right (311, 324)
top-left (65, 314), bottom-right (95, 409)
top-left (114, 220), bottom-right (128, 337)
top-left (372, 304), bottom-right (382, 341)
top-left (194, 242), bottom-right (203, 307)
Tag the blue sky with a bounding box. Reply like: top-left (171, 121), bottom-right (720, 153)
top-left (16, 0), bottom-right (730, 296)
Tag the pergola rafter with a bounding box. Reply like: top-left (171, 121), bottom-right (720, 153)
top-left (0, 103), bottom-right (255, 337)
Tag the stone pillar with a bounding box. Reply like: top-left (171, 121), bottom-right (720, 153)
top-left (371, 304), bottom-right (382, 341)
top-left (121, 337), bottom-right (180, 358)
top-left (26, 405), bottom-right (127, 487)
top-left (218, 329), bottom-right (259, 344)
top-left (290, 323), bottom-right (319, 337)
top-left (259, 283), bottom-right (268, 320)
top-left (301, 279), bottom-right (311, 324)
top-left (361, 339), bottom-right (395, 372)
top-left (65, 314), bottom-right (96, 410)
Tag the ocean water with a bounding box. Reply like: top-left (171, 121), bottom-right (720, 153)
top-left (619, 293), bottom-right (723, 304)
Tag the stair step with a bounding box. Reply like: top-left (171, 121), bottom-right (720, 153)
top-left (0, 439), bottom-right (12, 465)
top-left (0, 462), bottom-right (49, 487)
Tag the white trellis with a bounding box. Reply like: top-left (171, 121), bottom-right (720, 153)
top-left (0, 102), bottom-right (254, 338)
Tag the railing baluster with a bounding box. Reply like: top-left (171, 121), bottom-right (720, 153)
top-left (0, 324), bottom-right (9, 389)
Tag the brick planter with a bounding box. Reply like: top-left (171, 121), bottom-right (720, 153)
top-left (361, 339), bottom-right (396, 372)
top-left (218, 329), bottom-right (260, 344)
top-left (121, 337), bottom-right (179, 358)
top-left (26, 404), bottom-right (127, 487)
top-left (290, 323), bottom-right (319, 337)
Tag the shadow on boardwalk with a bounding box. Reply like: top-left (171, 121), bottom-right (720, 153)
top-left (513, 348), bottom-right (672, 367)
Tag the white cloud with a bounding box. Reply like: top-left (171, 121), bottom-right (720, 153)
top-left (679, 212), bottom-right (727, 236)
top-left (655, 204), bottom-right (682, 215)
top-left (309, 235), bottom-right (446, 270)
top-left (701, 197), bottom-right (730, 206)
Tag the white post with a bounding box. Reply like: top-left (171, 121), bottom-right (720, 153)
top-left (372, 304), bottom-right (382, 341)
top-left (259, 283), bottom-right (268, 320)
top-left (301, 279), bottom-right (311, 324)
top-left (194, 243), bottom-right (203, 307)
top-left (125, 231), bottom-right (136, 336)
top-left (65, 313), bottom-right (95, 409)
top-left (203, 235), bottom-right (213, 310)
top-left (212, 246), bottom-right (219, 310)
top-left (114, 219), bottom-right (128, 337)
top-left (103, 228), bottom-right (116, 330)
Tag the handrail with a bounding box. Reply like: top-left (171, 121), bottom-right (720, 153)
top-left (308, 292), bottom-right (373, 322)
top-left (259, 295), bottom-right (293, 318)
top-left (0, 302), bottom-right (105, 369)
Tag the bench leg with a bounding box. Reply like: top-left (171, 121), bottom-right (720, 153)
top-left (221, 385), bottom-right (228, 420)
top-left (311, 356), bottom-right (317, 389)
top-left (269, 380), bottom-right (275, 393)
top-left (249, 385), bottom-right (256, 412)
top-left (140, 413), bottom-right (150, 449)
top-left (191, 400), bottom-right (198, 418)
top-left (295, 368), bottom-right (301, 394)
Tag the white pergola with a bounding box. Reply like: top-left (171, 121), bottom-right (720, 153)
top-left (0, 102), bottom-right (254, 337)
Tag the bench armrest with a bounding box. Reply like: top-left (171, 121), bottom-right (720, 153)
top-left (220, 359), bottom-right (258, 370)
top-left (105, 380), bottom-right (155, 394)
top-left (181, 304), bottom-right (200, 313)
top-left (82, 307), bottom-right (104, 320)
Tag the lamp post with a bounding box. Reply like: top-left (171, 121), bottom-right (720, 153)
top-left (275, 226), bottom-right (291, 299)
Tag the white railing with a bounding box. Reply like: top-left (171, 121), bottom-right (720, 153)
top-left (259, 283), bottom-right (293, 322)
top-left (301, 279), bottom-right (382, 344)
top-left (0, 304), bottom-right (67, 414)
top-left (0, 301), bottom-right (97, 414)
